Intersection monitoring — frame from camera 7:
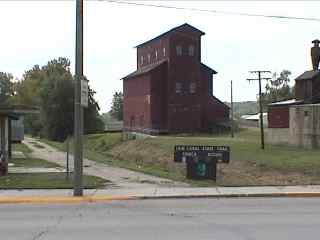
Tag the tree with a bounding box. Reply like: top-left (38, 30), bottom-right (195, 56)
top-left (261, 70), bottom-right (294, 108)
top-left (10, 57), bottom-right (104, 141)
top-left (11, 65), bottom-right (44, 136)
top-left (84, 86), bottom-right (105, 134)
top-left (110, 91), bottom-right (123, 121)
top-left (0, 72), bottom-right (13, 104)
top-left (39, 58), bottom-right (74, 141)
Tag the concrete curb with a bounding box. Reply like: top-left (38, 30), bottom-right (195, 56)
top-left (1, 192), bottom-right (320, 204)
top-left (0, 195), bottom-right (137, 204)
top-left (135, 192), bottom-right (320, 200)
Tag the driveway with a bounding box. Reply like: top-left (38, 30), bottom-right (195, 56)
top-left (23, 138), bottom-right (189, 189)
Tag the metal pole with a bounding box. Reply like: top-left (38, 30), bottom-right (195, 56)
top-left (74, 0), bottom-right (83, 196)
top-left (66, 137), bottom-right (69, 180)
top-left (258, 72), bottom-right (265, 150)
top-left (231, 80), bottom-right (234, 138)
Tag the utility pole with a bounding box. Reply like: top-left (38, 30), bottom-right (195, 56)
top-left (230, 80), bottom-right (234, 138)
top-left (74, 0), bottom-right (84, 196)
top-left (247, 71), bottom-right (271, 150)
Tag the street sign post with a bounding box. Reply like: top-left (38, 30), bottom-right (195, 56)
top-left (81, 78), bottom-right (89, 108)
top-left (174, 145), bottom-right (230, 181)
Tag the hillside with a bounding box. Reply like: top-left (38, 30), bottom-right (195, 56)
top-left (224, 101), bottom-right (258, 118)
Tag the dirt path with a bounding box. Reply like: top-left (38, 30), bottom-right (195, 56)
top-left (23, 138), bottom-right (189, 189)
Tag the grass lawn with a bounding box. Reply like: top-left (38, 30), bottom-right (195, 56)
top-left (12, 142), bottom-right (32, 154)
top-left (39, 129), bottom-right (320, 187)
top-left (2, 142), bottom-right (109, 189)
top-left (0, 173), bottom-right (109, 189)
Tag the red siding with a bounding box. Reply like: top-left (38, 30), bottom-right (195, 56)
top-left (137, 37), bottom-right (170, 69)
top-left (268, 106), bottom-right (289, 128)
top-left (123, 75), bottom-right (151, 131)
top-left (123, 24), bottom-right (229, 134)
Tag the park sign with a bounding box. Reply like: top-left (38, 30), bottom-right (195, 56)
top-left (174, 145), bottom-right (230, 163)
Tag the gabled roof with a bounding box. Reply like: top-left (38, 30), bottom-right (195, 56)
top-left (135, 23), bottom-right (205, 48)
top-left (295, 70), bottom-right (320, 81)
top-left (201, 63), bottom-right (217, 74)
top-left (122, 60), bottom-right (167, 80)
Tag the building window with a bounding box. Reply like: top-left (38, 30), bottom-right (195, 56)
top-left (140, 56), bottom-right (144, 65)
top-left (175, 82), bottom-right (182, 94)
top-left (190, 82), bottom-right (196, 93)
top-left (155, 50), bottom-right (158, 60)
top-left (188, 45), bottom-right (195, 56)
top-left (147, 54), bottom-right (151, 63)
top-left (163, 47), bottom-right (166, 57)
top-left (176, 45), bottom-right (182, 56)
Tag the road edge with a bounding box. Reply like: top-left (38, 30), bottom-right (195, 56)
top-left (1, 192), bottom-right (320, 204)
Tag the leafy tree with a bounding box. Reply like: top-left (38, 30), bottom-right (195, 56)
top-left (110, 91), bottom-right (123, 121)
top-left (12, 65), bottom-right (44, 136)
top-left (12, 57), bottom-right (104, 141)
top-left (0, 72), bottom-right (13, 104)
top-left (39, 58), bottom-right (74, 141)
top-left (261, 70), bottom-right (294, 109)
top-left (84, 86), bottom-right (105, 134)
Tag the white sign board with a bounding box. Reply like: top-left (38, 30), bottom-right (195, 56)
top-left (81, 79), bottom-right (89, 107)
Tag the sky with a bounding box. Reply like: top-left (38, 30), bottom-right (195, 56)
top-left (1, 1), bottom-right (320, 113)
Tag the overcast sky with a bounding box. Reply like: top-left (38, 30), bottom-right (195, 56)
top-left (1, 1), bottom-right (320, 112)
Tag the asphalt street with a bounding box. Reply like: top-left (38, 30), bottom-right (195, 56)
top-left (1, 197), bottom-right (320, 240)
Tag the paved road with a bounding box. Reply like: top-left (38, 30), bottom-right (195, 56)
top-left (23, 138), bottom-right (188, 189)
top-left (1, 197), bottom-right (320, 240)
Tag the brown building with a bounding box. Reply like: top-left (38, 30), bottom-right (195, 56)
top-left (122, 23), bottom-right (229, 134)
top-left (266, 40), bottom-right (320, 148)
top-left (268, 71), bottom-right (320, 129)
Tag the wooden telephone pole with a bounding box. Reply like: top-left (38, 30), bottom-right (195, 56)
top-left (247, 71), bottom-right (271, 150)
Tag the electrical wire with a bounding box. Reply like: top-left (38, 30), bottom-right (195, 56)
top-left (104, 0), bottom-right (320, 22)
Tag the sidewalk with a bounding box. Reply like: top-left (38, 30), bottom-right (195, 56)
top-left (24, 138), bottom-right (188, 189)
top-left (1, 185), bottom-right (320, 204)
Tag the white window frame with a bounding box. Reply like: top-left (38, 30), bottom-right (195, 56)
top-left (175, 82), bottom-right (182, 94)
top-left (190, 82), bottom-right (196, 93)
top-left (163, 47), bottom-right (166, 57)
top-left (176, 45), bottom-right (182, 56)
top-left (140, 56), bottom-right (144, 65)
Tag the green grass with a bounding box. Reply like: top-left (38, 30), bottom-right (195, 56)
top-left (0, 173), bottom-right (109, 189)
top-left (39, 129), bottom-right (320, 186)
top-left (10, 158), bottom-right (60, 168)
top-left (12, 143), bottom-right (32, 154)
top-left (6, 139), bottom-right (109, 189)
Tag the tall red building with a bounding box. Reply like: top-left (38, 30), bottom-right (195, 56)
top-left (122, 23), bottom-right (229, 134)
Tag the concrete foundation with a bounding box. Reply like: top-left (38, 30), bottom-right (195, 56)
top-left (265, 128), bottom-right (290, 146)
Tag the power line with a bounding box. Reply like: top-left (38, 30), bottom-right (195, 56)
top-left (105, 0), bottom-right (320, 22)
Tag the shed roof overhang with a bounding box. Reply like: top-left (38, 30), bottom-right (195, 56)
top-left (0, 105), bottom-right (39, 115)
top-left (122, 60), bottom-right (167, 80)
top-left (295, 70), bottom-right (320, 81)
